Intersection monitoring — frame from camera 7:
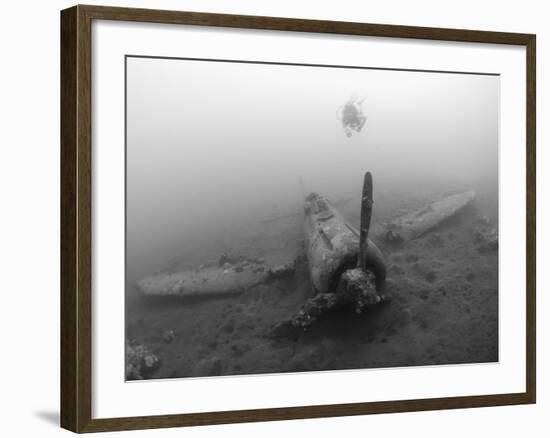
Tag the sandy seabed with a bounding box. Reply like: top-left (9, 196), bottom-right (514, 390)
top-left (126, 187), bottom-right (498, 379)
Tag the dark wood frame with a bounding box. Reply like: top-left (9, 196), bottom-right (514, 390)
top-left (61, 4), bottom-right (536, 433)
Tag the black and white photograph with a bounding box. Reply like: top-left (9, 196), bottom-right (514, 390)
top-left (125, 56), bottom-right (499, 380)
top-left (1, 0), bottom-right (543, 434)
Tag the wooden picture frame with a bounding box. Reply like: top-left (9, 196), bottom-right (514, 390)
top-left (61, 4), bottom-right (536, 433)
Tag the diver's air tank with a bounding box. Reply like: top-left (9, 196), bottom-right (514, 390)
top-left (303, 193), bottom-right (386, 294)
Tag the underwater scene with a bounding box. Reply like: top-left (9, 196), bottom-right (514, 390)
top-left (125, 57), bottom-right (499, 380)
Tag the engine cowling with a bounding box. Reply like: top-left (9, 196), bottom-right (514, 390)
top-left (303, 193), bottom-right (386, 294)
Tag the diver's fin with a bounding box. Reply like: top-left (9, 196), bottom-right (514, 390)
top-left (357, 116), bottom-right (367, 133)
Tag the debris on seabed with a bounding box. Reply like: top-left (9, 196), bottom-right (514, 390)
top-left (162, 329), bottom-right (175, 344)
top-left (126, 342), bottom-right (161, 380)
top-left (268, 263), bottom-right (296, 280)
top-left (474, 227), bottom-right (498, 253)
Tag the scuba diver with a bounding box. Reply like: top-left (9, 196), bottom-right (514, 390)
top-left (337, 95), bottom-right (367, 137)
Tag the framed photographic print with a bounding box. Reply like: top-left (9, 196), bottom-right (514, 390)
top-left (60, 5), bottom-right (536, 433)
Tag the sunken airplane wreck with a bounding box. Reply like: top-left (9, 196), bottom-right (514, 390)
top-left (136, 172), bottom-right (476, 330)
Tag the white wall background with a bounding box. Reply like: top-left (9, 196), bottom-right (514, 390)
top-left (0, 0), bottom-right (546, 436)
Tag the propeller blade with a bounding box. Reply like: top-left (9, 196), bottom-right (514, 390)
top-left (358, 172), bottom-right (373, 268)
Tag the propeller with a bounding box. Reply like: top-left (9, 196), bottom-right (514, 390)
top-left (357, 171), bottom-right (373, 269)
